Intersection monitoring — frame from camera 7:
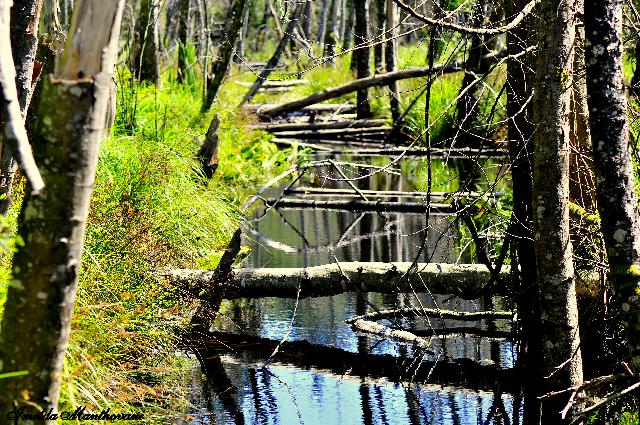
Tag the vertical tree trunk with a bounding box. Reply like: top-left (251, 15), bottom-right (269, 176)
top-left (317, 0), bottom-right (328, 43)
top-left (235, 0), bottom-right (250, 63)
top-left (302, 0), bottom-right (312, 40)
top-left (323, 0), bottom-right (340, 62)
top-left (505, 0), bottom-right (539, 422)
top-left (373, 0), bottom-right (385, 72)
top-left (585, 0), bottom-right (640, 370)
top-left (532, 0), bottom-right (584, 420)
top-left (0, 0), bottom-right (125, 413)
top-left (239, 2), bottom-right (304, 105)
top-left (353, 0), bottom-right (371, 118)
top-left (0, 0), bottom-right (43, 207)
top-left (135, 0), bottom-right (160, 83)
top-left (177, 0), bottom-right (190, 83)
top-left (202, 0), bottom-right (248, 111)
top-left (385, 0), bottom-right (399, 123)
top-left (342, 0), bottom-right (354, 50)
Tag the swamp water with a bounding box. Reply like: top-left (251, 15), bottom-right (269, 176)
top-left (186, 153), bottom-right (519, 424)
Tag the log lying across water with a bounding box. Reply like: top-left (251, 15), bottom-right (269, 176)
top-left (244, 103), bottom-right (357, 115)
top-left (236, 79), bottom-right (309, 88)
top-left (285, 187), bottom-right (501, 199)
top-left (168, 262), bottom-right (512, 299)
top-left (264, 197), bottom-right (458, 213)
top-left (251, 119), bottom-right (388, 132)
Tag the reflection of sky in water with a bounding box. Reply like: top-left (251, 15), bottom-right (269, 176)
top-left (189, 359), bottom-right (515, 425)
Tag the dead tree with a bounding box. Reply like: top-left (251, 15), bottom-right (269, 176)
top-left (585, 0), bottom-right (640, 370)
top-left (198, 114), bottom-right (221, 178)
top-left (135, 0), bottom-right (160, 83)
top-left (176, 0), bottom-right (190, 83)
top-left (0, 0), bottom-right (125, 412)
top-left (239, 2), bottom-right (305, 105)
top-left (532, 0), bottom-right (584, 420)
top-left (202, 0), bottom-right (248, 111)
top-left (0, 0), bottom-right (44, 207)
top-left (353, 0), bottom-right (371, 117)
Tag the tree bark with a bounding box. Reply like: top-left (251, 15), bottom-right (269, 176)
top-left (135, 0), bottom-right (160, 83)
top-left (317, 0), bottom-right (329, 43)
top-left (584, 0), bottom-right (640, 370)
top-left (176, 0), bottom-right (190, 83)
top-left (323, 0), bottom-right (341, 62)
top-left (342, 0), bottom-right (354, 50)
top-left (373, 0), bottom-right (385, 72)
top-left (532, 0), bottom-right (584, 419)
top-left (0, 0), bottom-right (43, 206)
top-left (201, 0), bottom-right (247, 112)
top-left (0, 0), bottom-right (125, 415)
top-left (353, 0), bottom-right (371, 117)
top-left (168, 262), bottom-right (514, 299)
top-left (384, 0), bottom-right (400, 123)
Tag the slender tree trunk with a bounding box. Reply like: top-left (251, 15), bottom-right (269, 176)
top-left (202, 0), bottom-right (247, 111)
top-left (135, 0), bottom-right (160, 83)
top-left (234, 0), bottom-right (250, 63)
top-left (317, 0), bottom-right (328, 43)
top-left (353, 0), bottom-right (371, 118)
top-left (302, 0), bottom-right (312, 39)
top-left (585, 0), bottom-right (640, 370)
top-left (373, 0), bottom-right (385, 72)
top-left (0, 0), bottom-right (43, 207)
top-left (505, 0), bottom-right (539, 422)
top-left (240, 2), bottom-right (304, 105)
top-left (0, 0), bottom-right (125, 415)
top-left (177, 0), bottom-right (190, 83)
top-left (323, 0), bottom-right (340, 62)
top-left (342, 0), bottom-right (354, 50)
top-left (385, 0), bottom-right (399, 122)
top-left (532, 0), bottom-right (584, 420)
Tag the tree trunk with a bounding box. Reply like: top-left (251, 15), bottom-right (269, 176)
top-left (385, 0), bottom-right (400, 123)
top-left (239, 3), bottom-right (304, 105)
top-left (0, 0), bottom-right (43, 208)
top-left (234, 0), bottom-right (250, 63)
top-left (373, 0), bottom-right (385, 72)
top-left (342, 0), bottom-right (354, 50)
top-left (505, 0), bottom-right (539, 422)
top-left (353, 0), bottom-right (372, 119)
top-left (323, 0), bottom-right (340, 62)
top-left (0, 0), bottom-right (125, 414)
top-left (201, 0), bottom-right (247, 112)
top-left (135, 0), bottom-right (160, 83)
top-left (302, 0), bottom-right (312, 39)
top-left (176, 0), bottom-right (190, 83)
top-left (317, 0), bottom-right (328, 43)
top-left (585, 0), bottom-right (640, 370)
top-left (532, 0), bottom-right (584, 420)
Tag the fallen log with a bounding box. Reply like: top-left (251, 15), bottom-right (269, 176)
top-left (265, 197), bottom-right (458, 213)
top-left (272, 138), bottom-right (382, 151)
top-left (236, 79), bottom-right (309, 88)
top-left (350, 318), bottom-right (434, 350)
top-left (345, 307), bottom-right (513, 323)
top-left (251, 119), bottom-right (387, 131)
top-left (271, 127), bottom-right (391, 138)
top-left (244, 103), bottom-right (357, 115)
top-left (259, 63), bottom-right (463, 117)
top-left (167, 262), bottom-right (512, 299)
top-left (286, 187), bottom-right (502, 199)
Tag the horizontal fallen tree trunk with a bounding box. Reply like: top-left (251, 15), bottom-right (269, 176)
top-left (260, 64), bottom-right (463, 117)
top-left (250, 119), bottom-right (388, 131)
top-left (266, 128), bottom-right (391, 140)
top-left (286, 187), bottom-right (502, 199)
top-left (350, 318), bottom-right (434, 350)
top-left (265, 197), bottom-right (458, 213)
top-left (167, 262), bottom-right (512, 299)
top-left (345, 307), bottom-right (513, 323)
top-left (236, 79), bottom-right (308, 88)
top-left (244, 103), bottom-right (357, 115)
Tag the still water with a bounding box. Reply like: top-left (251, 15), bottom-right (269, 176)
top-left (186, 154), bottom-right (517, 424)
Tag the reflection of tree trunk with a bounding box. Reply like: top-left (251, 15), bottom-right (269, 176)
top-left (353, 0), bottom-right (371, 117)
top-left (532, 0), bottom-right (584, 420)
top-left (585, 0), bottom-right (640, 370)
top-left (198, 353), bottom-right (245, 425)
top-left (249, 368), bottom-right (269, 423)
